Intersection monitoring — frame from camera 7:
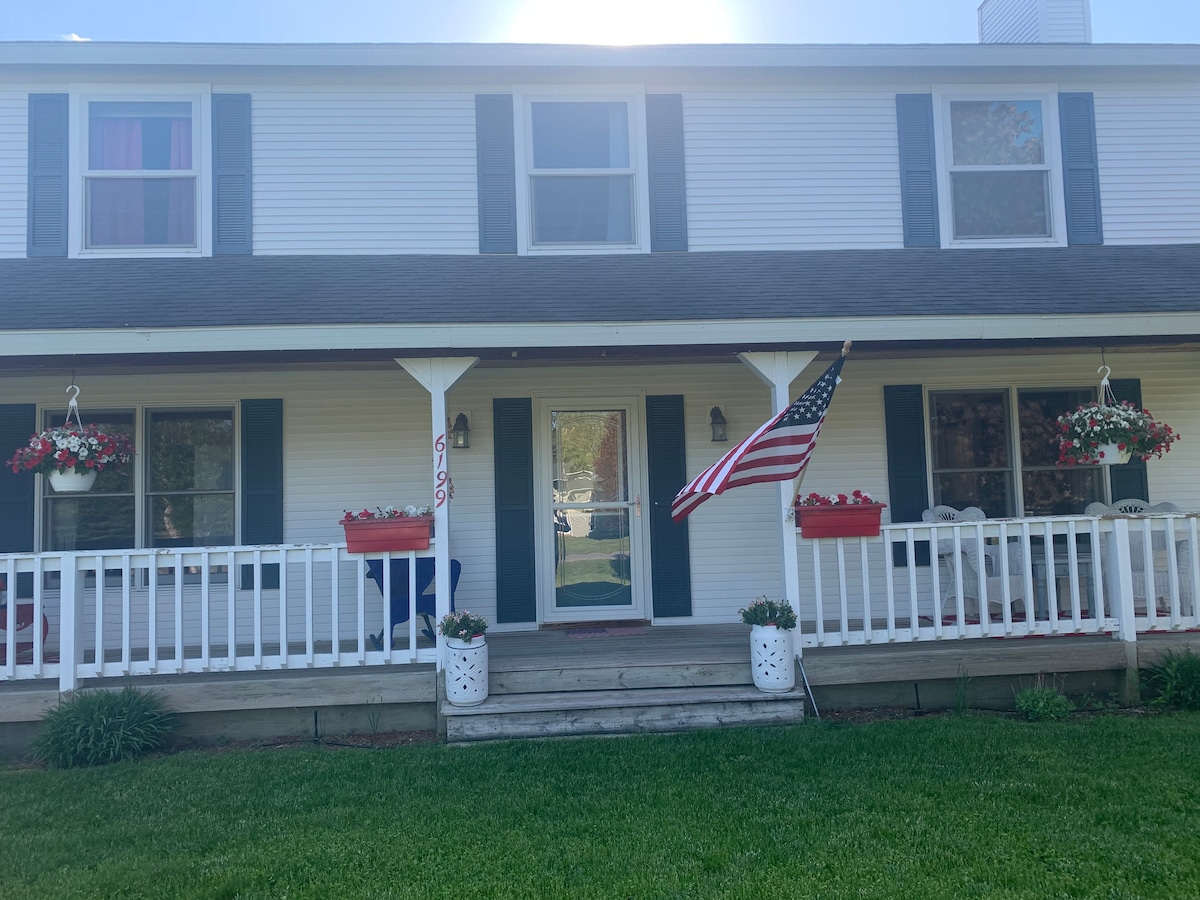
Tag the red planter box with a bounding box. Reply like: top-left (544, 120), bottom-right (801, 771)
top-left (796, 504), bottom-right (885, 538)
top-left (343, 517), bottom-right (433, 552)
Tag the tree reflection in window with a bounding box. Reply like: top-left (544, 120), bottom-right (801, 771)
top-left (146, 409), bottom-right (235, 547)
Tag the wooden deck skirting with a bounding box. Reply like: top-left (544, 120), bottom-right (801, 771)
top-left (3, 626), bottom-right (1198, 728)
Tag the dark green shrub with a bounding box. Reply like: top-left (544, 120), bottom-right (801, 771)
top-left (1142, 650), bottom-right (1200, 711)
top-left (32, 685), bottom-right (174, 768)
top-left (1015, 677), bottom-right (1075, 722)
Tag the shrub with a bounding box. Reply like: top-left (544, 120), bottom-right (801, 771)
top-left (32, 685), bottom-right (174, 768)
top-left (739, 597), bottom-right (798, 630)
top-left (1015, 677), bottom-right (1075, 722)
top-left (1142, 650), bottom-right (1200, 711)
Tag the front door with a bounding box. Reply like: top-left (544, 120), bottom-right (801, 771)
top-left (536, 399), bottom-right (649, 623)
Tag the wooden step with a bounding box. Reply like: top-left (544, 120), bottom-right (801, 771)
top-left (443, 685), bottom-right (805, 742)
top-left (489, 660), bottom-right (752, 695)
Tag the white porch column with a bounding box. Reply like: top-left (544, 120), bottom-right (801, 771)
top-left (395, 356), bottom-right (479, 669)
top-left (736, 351), bottom-right (819, 649)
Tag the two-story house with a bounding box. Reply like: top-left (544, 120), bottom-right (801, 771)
top-left (1, 0), bottom-right (1198, 739)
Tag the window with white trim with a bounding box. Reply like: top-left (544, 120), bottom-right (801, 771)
top-left (83, 100), bottom-right (200, 250)
top-left (935, 91), bottom-right (1066, 246)
top-left (929, 387), bottom-right (1103, 518)
top-left (43, 407), bottom-right (235, 551)
top-left (521, 98), bottom-right (643, 250)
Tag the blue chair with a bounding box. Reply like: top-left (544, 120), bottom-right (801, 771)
top-left (366, 557), bottom-right (461, 648)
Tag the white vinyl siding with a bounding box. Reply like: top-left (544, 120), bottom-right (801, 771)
top-left (978, 0), bottom-right (1040, 43)
top-left (246, 87), bottom-right (479, 254)
top-left (682, 89), bottom-right (905, 251)
top-left (0, 92), bottom-right (27, 258)
top-left (1092, 85), bottom-right (1200, 245)
top-left (6, 349), bottom-right (1197, 630)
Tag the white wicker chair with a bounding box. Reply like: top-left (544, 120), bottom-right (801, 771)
top-left (1084, 499), bottom-right (1191, 614)
top-left (923, 505), bottom-right (1027, 623)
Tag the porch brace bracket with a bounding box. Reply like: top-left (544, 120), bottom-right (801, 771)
top-left (396, 356), bottom-right (479, 670)
top-left (736, 351), bottom-right (818, 665)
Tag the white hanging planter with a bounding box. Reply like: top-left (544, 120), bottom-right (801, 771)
top-left (749, 624), bottom-right (795, 693)
top-left (47, 466), bottom-right (98, 493)
top-left (1095, 442), bottom-right (1132, 466)
top-left (444, 635), bottom-right (489, 706)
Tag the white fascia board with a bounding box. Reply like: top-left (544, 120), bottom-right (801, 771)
top-left (1, 313), bottom-right (1198, 356)
top-left (2, 41), bottom-right (1198, 73)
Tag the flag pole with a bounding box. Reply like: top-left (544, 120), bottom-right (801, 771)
top-left (790, 341), bottom-right (850, 722)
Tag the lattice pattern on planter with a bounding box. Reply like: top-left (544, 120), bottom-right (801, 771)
top-left (750, 625), bottom-right (795, 693)
top-left (445, 639), bottom-right (489, 706)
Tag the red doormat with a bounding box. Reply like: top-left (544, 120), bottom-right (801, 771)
top-left (566, 626), bottom-right (649, 638)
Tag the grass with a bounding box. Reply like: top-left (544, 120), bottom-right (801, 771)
top-left (4, 714), bottom-right (1200, 898)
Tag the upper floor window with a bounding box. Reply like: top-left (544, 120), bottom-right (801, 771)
top-left (947, 101), bottom-right (1049, 240)
top-left (85, 100), bottom-right (198, 250)
top-left (933, 89), bottom-right (1067, 248)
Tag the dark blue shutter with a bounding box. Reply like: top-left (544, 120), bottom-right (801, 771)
top-left (884, 385), bottom-right (930, 567)
top-left (212, 94), bottom-right (253, 255)
top-left (241, 399), bottom-right (283, 589)
top-left (646, 395), bottom-right (691, 617)
top-left (494, 399), bottom-right (535, 622)
top-left (475, 94), bottom-right (517, 254)
top-left (895, 94), bottom-right (940, 248)
top-left (26, 93), bottom-right (68, 257)
top-left (1108, 379), bottom-right (1148, 502)
top-left (0, 404), bottom-right (36, 553)
top-left (1059, 92), bottom-right (1103, 245)
top-left (646, 94), bottom-right (688, 252)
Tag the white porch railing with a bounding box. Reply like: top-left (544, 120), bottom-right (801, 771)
top-left (795, 512), bottom-right (1199, 648)
top-left (1, 543), bottom-right (437, 690)
top-left (4, 514), bottom-right (1198, 691)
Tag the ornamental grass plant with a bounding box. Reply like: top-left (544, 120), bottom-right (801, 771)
top-left (31, 686), bottom-right (174, 769)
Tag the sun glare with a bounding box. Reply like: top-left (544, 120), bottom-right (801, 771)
top-left (505, 0), bottom-right (736, 45)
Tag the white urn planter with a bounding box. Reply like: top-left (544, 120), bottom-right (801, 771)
top-left (749, 624), bottom-right (795, 693)
top-left (1095, 443), bottom-right (1132, 466)
top-left (444, 635), bottom-right (489, 706)
top-left (47, 466), bottom-right (98, 493)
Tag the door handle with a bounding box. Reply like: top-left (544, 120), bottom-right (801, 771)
top-left (635, 496), bottom-right (641, 518)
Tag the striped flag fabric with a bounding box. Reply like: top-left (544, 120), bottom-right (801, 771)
top-left (671, 354), bottom-right (846, 522)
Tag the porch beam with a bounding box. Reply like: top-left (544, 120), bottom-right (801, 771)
top-left (395, 357), bottom-right (479, 670)
top-left (736, 351), bottom-right (819, 652)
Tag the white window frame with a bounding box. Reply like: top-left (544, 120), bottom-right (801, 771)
top-left (513, 87), bottom-right (652, 256)
top-left (924, 382), bottom-right (1104, 517)
top-left (68, 85), bottom-right (213, 259)
top-left (931, 85), bottom-right (1068, 250)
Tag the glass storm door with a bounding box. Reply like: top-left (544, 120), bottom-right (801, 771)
top-left (540, 403), bottom-right (647, 622)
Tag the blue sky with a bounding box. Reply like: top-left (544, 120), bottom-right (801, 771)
top-left (3, 1), bottom-right (1199, 44)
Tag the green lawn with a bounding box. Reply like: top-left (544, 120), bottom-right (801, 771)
top-left (4, 714), bottom-right (1200, 899)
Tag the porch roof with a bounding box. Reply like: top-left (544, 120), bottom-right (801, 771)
top-left (3, 245), bottom-right (1199, 335)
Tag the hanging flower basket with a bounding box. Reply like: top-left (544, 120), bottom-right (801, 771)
top-left (7, 424), bottom-right (135, 493)
top-left (794, 491), bottom-right (886, 538)
top-left (1056, 402), bottom-right (1179, 467)
top-left (340, 506), bottom-right (434, 552)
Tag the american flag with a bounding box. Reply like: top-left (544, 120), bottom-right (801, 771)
top-left (671, 355), bottom-right (846, 522)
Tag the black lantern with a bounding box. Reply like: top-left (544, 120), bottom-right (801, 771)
top-left (451, 413), bottom-right (470, 449)
top-left (709, 406), bottom-right (727, 442)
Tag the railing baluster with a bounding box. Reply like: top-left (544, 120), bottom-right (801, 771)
top-left (226, 550), bottom-right (236, 666)
top-left (356, 553), bottom-right (367, 663)
top-left (883, 535), bottom-right (897, 642)
top-left (93, 554), bottom-right (105, 674)
top-left (173, 552), bottom-right (184, 673)
top-left (278, 548), bottom-right (289, 666)
top-left (836, 539), bottom-right (849, 642)
top-left (200, 550), bottom-right (211, 671)
top-left (330, 549), bottom-right (341, 663)
top-left (905, 530), bottom-right (919, 642)
top-left (860, 537), bottom-right (873, 643)
top-left (252, 549), bottom-right (263, 667)
top-left (928, 525), bottom-right (943, 639)
top-left (304, 548), bottom-right (315, 665)
top-left (811, 540), bottom-right (824, 646)
top-left (121, 554), bottom-right (132, 674)
top-left (408, 549), bottom-right (418, 660)
top-left (2, 558), bottom-right (15, 679)
top-left (147, 554), bottom-right (158, 671)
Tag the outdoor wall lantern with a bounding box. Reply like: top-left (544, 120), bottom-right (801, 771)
top-left (450, 413), bottom-right (471, 449)
top-left (709, 406), bottom-right (728, 442)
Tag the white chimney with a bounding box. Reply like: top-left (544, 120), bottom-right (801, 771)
top-left (978, 0), bottom-right (1092, 43)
